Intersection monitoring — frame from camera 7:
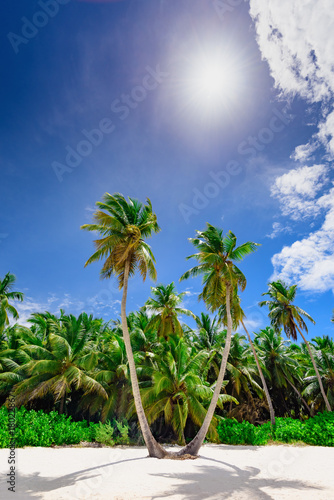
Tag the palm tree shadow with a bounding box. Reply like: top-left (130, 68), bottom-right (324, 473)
top-left (149, 455), bottom-right (323, 500)
top-left (13, 456), bottom-right (147, 499)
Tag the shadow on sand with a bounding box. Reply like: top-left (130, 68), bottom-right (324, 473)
top-left (149, 455), bottom-right (323, 500)
top-left (7, 452), bottom-right (323, 500)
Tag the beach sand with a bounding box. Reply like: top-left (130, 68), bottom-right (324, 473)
top-left (1, 444), bottom-right (333, 499)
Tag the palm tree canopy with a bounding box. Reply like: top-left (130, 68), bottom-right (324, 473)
top-left (180, 224), bottom-right (259, 312)
top-left (0, 272), bottom-right (24, 328)
top-left (81, 192), bottom-right (160, 287)
top-left (143, 282), bottom-right (195, 339)
top-left (259, 280), bottom-right (315, 341)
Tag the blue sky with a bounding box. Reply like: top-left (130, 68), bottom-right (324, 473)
top-left (1, 0), bottom-right (334, 340)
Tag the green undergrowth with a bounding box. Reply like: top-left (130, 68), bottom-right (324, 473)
top-left (217, 412), bottom-right (334, 446)
top-left (0, 407), bottom-right (131, 448)
top-left (1, 407), bottom-right (333, 448)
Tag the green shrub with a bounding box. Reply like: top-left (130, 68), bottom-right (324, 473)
top-left (0, 407), bottom-right (133, 448)
top-left (272, 417), bottom-right (304, 443)
top-left (94, 422), bottom-right (115, 446)
top-left (114, 419), bottom-right (130, 445)
top-left (217, 413), bottom-right (334, 447)
top-left (303, 411), bottom-right (334, 446)
top-left (217, 418), bottom-right (270, 445)
top-left (0, 407), bottom-right (95, 448)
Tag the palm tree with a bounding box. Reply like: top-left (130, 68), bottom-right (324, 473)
top-left (138, 337), bottom-right (236, 445)
top-left (81, 192), bottom-right (166, 458)
top-left (255, 327), bottom-right (311, 415)
top-left (9, 313), bottom-right (107, 413)
top-left (260, 280), bottom-right (331, 412)
top-left (303, 336), bottom-right (334, 411)
top-left (219, 291), bottom-right (276, 425)
top-left (143, 282), bottom-right (196, 339)
top-left (179, 224), bottom-right (259, 455)
top-left (0, 273), bottom-right (24, 333)
top-left (194, 313), bottom-right (223, 350)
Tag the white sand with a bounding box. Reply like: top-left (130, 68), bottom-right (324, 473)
top-left (1, 444), bottom-right (333, 499)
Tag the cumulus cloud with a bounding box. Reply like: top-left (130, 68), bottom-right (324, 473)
top-left (249, 0), bottom-right (334, 159)
top-left (249, 0), bottom-right (334, 101)
top-left (271, 186), bottom-right (334, 292)
top-left (271, 164), bottom-right (329, 220)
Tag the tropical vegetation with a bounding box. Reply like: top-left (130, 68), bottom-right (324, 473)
top-left (1, 193), bottom-right (333, 456)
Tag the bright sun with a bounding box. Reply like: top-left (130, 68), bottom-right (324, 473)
top-left (196, 61), bottom-right (234, 100)
top-left (181, 51), bottom-right (241, 121)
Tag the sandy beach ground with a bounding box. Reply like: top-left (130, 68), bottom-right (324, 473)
top-left (1, 444), bottom-right (333, 500)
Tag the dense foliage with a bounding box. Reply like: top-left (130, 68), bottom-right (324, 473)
top-left (1, 211), bottom-right (333, 450)
top-left (0, 302), bottom-right (333, 445)
top-left (0, 407), bottom-right (132, 448)
top-left (217, 412), bottom-right (334, 446)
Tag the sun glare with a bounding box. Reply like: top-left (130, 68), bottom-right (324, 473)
top-left (197, 62), bottom-right (234, 99)
top-left (181, 51), bottom-right (241, 122)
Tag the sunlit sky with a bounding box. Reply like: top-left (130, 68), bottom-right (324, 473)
top-left (1, 0), bottom-right (334, 340)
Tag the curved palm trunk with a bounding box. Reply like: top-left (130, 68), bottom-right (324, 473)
top-left (297, 326), bottom-right (331, 412)
top-left (178, 285), bottom-right (233, 456)
top-left (283, 375), bottom-right (311, 414)
top-left (121, 260), bottom-right (166, 458)
top-left (241, 319), bottom-right (276, 425)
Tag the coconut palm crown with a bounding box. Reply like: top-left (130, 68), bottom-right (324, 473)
top-left (81, 192), bottom-right (160, 286)
top-left (0, 272), bottom-right (24, 331)
top-left (180, 224), bottom-right (259, 311)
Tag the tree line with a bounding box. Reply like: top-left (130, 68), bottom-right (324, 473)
top-left (1, 193), bottom-right (333, 458)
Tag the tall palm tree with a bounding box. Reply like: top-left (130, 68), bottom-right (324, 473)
top-left (179, 224), bottom-right (259, 455)
top-left (143, 282), bottom-right (195, 339)
top-left (81, 192), bottom-right (166, 458)
top-left (219, 291), bottom-right (276, 424)
top-left (255, 327), bottom-right (311, 415)
top-left (259, 281), bottom-right (331, 412)
top-left (0, 273), bottom-right (24, 333)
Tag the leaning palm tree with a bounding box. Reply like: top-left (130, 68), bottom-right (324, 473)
top-left (138, 337), bottom-right (236, 445)
top-left (259, 280), bottom-right (331, 412)
top-left (143, 282), bottom-right (196, 339)
top-left (179, 224), bottom-right (259, 455)
top-left (81, 192), bottom-right (166, 458)
top-left (0, 273), bottom-right (24, 333)
top-left (219, 291), bottom-right (276, 425)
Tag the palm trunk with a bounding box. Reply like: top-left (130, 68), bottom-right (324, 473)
top-left (178, 284), bottom-right (233, 456)
top-left (283, 375), bottom-right (311, 414)
top-left (121, 259), bottom-right (166, 458)
top-left (297, 326), bottom-right (331, 412)
top-left (241, 319), bottom-right (276, 425)
top-left (59, 393), bottom-right (65, 415)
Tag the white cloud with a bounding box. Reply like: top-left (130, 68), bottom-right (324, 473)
top-left (249, 0), bottom-right (334, 158)
top-left (271, 164), bottom-right (329, 220)
top-left (271, 187), bottom-right (334, 292)
top-left (291, 140), bottom-right (319, 162)
top-left (249, 0), bottom-right (334, 101)
top-left (266, 221), bottom-right (292, 239)
top-left (318, 109), bottom-right (334, 158)
top-left (249, 1), bottom-right (334, 294)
